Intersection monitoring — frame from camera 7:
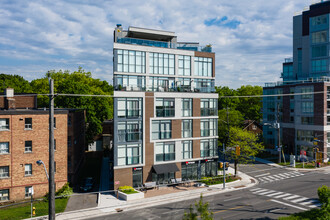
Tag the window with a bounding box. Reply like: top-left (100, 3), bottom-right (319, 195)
top-left (0, 166), bottom-right (9, 178)
top-left (53, 117), bottom-right (56, 128)
top-left (301, 102), bottom-right (314, 113)
top-left (117, 144), bottom-right (142, 166)
top-left (178, 55), bottom-right (191, 76)
top-left (152, 120), bottom-right (171, 140)
top-left (194, 79), bottom-right (215, 93)
top-left (149, 53), bottom-right (175, 75)
top-left (297, 130), bottom-right (313, 142)
top-left (156, 98), bottom-right (175, 117)
top-left (54, 162), bottom-right (56, 173)
top-left (118, 121), bottom-right (142, 142)
top-left (301, 117), bottom-right (314, 125)
top-left (311, 14), bottom-right (327, 27)
top-left (0, 118), bottom-right (9, 130)
top-left (201, 119), bottom-right (217, 137)
top-left (182, 140), bottom-right (192, 159)
top-left (182, 120), bottom-right (192, 138)
top-left (132, 168), bottom-right (143, 188)
top-left (290, 116), bottom-right (294, 123)
top-left (68, 136), bottom-right (72, 147)
top-left (201, 139), bottom-right (217, 157)
top-left (25, 118), bottom-right (32, 129)
top-left (283, 64), bottom-right (293, 78)
top-left (290, 102), bottom-right (295, 112)
top-left (117, 98), bottom-right (142, 118)
top-left (0, 189), bottom-right (9, 201)
top-left (54, 139), bottom-right (56, 151)
top-left (201, 99), bottom-right (217, 116)
top-left (155, 142), bottom-right (175, 162)
top-left (114, 75), bottom-right (146, 91)
top-left (25, 186), bottom-right (32, 198)
top-left (194, 57), bottom-right (212, 77)
top-left (0, 142), bottom-right (9, 154)
top-left (177, 78), bottom-right (191, 91)
top-left (24, 164), bottom-right (32, 176)
top-left (312, 31), bottom-right (327, 44)
top-left (116, 49), bottom-right (146, 73)
top-left (148, 76), bottom-right (175, 92)
top-left (68, 116), bottom-right (72, 127)
top-left (312, 45), bottom-right (327, 58)
top-left (311, 59), bottom-right (327, 72)
top-left (182, 98), bottom-right (192, 117)
top-left (24, 141), bottom-right (32, 153)
top-left (301, 87), bottom-right (313, 99)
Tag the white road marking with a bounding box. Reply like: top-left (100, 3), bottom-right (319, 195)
top-left (270, 199), bottom-right (308, 211)
top-left (272, 175), bottom-right (285, 179)
top-left (300, 199), bottom-right (320, 206)
top-left (284, 195), bottom-right (300, 200)
top-left (258, 190), bottom-right (276, 196)
top-left (255, 173), bottom-right (271, 178)
top-left (252, 189), bottom-right (269, 193)
top-left (265, 192), bottom-right (283, 197)
top-left (249, 188), bottom-right (261, 192)
top-left (290, 197), bottom-right (309, 203)
top-left (274, 193), bottom-right (292, 199)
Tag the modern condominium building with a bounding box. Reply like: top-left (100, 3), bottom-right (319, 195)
top-left (112, 25), bottom-right (218, 189)
top-left (263, 1), bottom-right (330, 162)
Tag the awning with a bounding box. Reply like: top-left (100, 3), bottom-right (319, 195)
top-left (153, 163), bottom-right (179, 174)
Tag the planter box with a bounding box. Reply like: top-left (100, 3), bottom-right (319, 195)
top-left (118, 190), bottom-right (144, 201)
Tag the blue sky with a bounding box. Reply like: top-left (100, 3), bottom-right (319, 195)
top-left (0, 0), bottom-right (313, 88)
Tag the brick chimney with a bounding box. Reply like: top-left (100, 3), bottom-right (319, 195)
top-left (5, 88), bottom-right (16, 110)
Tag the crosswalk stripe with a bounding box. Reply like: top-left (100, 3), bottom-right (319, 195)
top-left (249, 188), bottom-right (261, 192)
top-left (277, 174), bottom-right (290, 178)
top-left (266, 176), bottom-right (279, 180)
top-left (272, 175), bottom-right (285, 179)
top-left (274, 193), bottom-right (292, 198)
top-left (309, 204), bottom-right (321, 208)
top-left (252, 189), bottom-right (269, 193)
top-left (290, 197), bottom-right (308, 203)
top-left (284, 195), bottom-right (300, 200)
top-left (262, 177), bottom-right (274, 181)
top-left (258, 190), bottom-right (276, 195)
top-left (300, 199), bottom-right (319, 206)
top-left (265, 192), bottom-right (283, 197)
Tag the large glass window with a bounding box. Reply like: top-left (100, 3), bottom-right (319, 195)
top-left (201, 119), bottom-right (217, 137)
top-left (148, 76), bottom-right (175, 92)
top-left (201, 99), bottom-right (217, 116)
top-left (177, 78), bottom-right (191, 91)
top-left (182, 140), bottom-right (192, 159)
top-left (297, 130), bottom-right (313, 142)
top-left (0, 166), bottom-right (9, 178)
top-left (24, 141), bottom-right (32, 153)
top-left (181, 162), bottom-right (198, 181)
top-left (301, 87), bottom-right (313, 99)
top-left (116, 50), bottom-right (145, 73)
top-left (132, 168), bottom-right (143, 188)
top-left (182, 98), bottom-right (192, 117)
top-left (117, 144), bottom-right (142, 166)
top-left (25, 186), bottom-right (32, 198)
top-left (201, 139), bottom-right (218, 157)
top-left (118, 121), bottom-right (142, 142)
top-left (178, 55), bottom-right (191, 76)
top-left (312, 45), bottom-right (327, 58)
top-left (312, 31), bottom-right (327, 44)
top-left (156, 98), bottom-right (175, 117)
top-left (311, 14), bottom-right (328, 27)
top-left (283, 64), bottom-right (293, 78)
top-left (311, 59), bottom-right (327, 72)
top-left (194, 79), bottom-right (215, 93)
top-left (301, 117), bottom-right (314, 125)
top-left (194, 57), bottom-right (212, 77)
top-left (0, 142), bottom-right (9, 154)
top-left (0, 189), bottom-right (9, 201)
top-left (0, 119), bottom-right (9, 130)
top-left (152, 120), bottom-right (171, 140)
top-left (301, 102), bottom-right (314, 113)
top-left (117, 98), bottom-right (142, 118)
top-left (155, 142), bottom-right (175, 161)
top-left (149, 53), bottom-right (175, 75)
top-left (114, 75), bottom-right (146, 91)
top-left (182, 120), bottom-right (192, 138)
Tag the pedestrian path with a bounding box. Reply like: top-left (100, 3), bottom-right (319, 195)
top-left (255, 171), bottom-right (304, 183)
top-left (250, 187), bottom-right (321, 209)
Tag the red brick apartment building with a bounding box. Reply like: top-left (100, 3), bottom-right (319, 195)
top-left (0, 88), bottom-right (85, 203)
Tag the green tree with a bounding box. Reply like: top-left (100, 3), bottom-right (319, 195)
top-left (0, 74), bottom-right (33, 93)
top-left (227, 127), bottom-right (264, 176)
top-left (183, 194), bottom-right (213, 220)
top-left (218, 109), bottom-right (244, 144)
top-left (236, 85), bottom-right (263, 121)
top-left (216, 86), bottom-right (239, 110)
top-left (30, 68), bottom-right (113, 144)
top-left (318, 185), bottom-right (330, 212)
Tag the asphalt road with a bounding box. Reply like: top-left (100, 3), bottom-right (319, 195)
top-left (88, 162), bottom-right (330, 220)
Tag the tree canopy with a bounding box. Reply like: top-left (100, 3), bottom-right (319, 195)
top-left (0, 74), bottom-right (33, 93)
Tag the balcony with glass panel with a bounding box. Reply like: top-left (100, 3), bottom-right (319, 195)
top-left (116, 37), bottom-right (212, 53)
top-left (156, 107), bottom-right (175, 117)
top-left (201, 108), bottom-right (217, 116)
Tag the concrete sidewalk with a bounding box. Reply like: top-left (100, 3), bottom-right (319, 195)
top-left (53, 167), bottom-right (257, 220)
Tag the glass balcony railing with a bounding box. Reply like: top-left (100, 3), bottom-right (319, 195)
top-left (126, 133), bottom-right (141, 142)
top-left (201, 108), bottom-right (217, 116)
top-left (156, 108), bottom-right (175, 117)
top-left (127, 110), bottom-right (140, 118)
top-left (115, 85), bottom-right (146, 91)
top-left (117, 37), bottom-right (212, 53)
top-left (201, 130), bottom-right (210, 137)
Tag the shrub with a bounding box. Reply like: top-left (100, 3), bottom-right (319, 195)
top-left (118, 186), bottom-right (136, 194)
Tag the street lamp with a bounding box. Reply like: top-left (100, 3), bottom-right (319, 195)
top-left (36, 160), bottom-right (49, 180)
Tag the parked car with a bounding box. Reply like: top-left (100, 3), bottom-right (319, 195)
top-left (80, 177), bottom-right (94, 192)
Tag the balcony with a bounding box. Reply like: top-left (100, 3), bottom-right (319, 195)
top-left (156, 153), bottom-right (175, 162)
top-left (156, 108), bottom-right (175, 117)
top-left (201, 108), bottom-right (217, 116)
top-left (115, 85), bottom-right (146, 92)
top-left (116, 37), bottom-right (212, 53)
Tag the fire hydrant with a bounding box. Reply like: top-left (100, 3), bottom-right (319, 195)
top-left (32, 207), bottom-right (36, 216)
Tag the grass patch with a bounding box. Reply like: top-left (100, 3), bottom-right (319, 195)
top-left (200, 175), bottom-right (239, 185)
top-left (0, 197), bottom-right (69, 220)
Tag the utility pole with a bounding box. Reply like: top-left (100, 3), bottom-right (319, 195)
top-left (49, 78), bottom-right (55, 220)
top-left (223, 107), bottom-right (230, 189)
top-left (277, 103), bottom-right (281, 164)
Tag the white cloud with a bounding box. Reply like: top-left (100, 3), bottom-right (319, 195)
top-left (0, 0), bottom-right (312, 88)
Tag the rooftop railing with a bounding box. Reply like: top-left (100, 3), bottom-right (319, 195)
top-left (116, 37), bottom-right (212, 52)
top-left (264, 76), bottom-right (330, 87)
